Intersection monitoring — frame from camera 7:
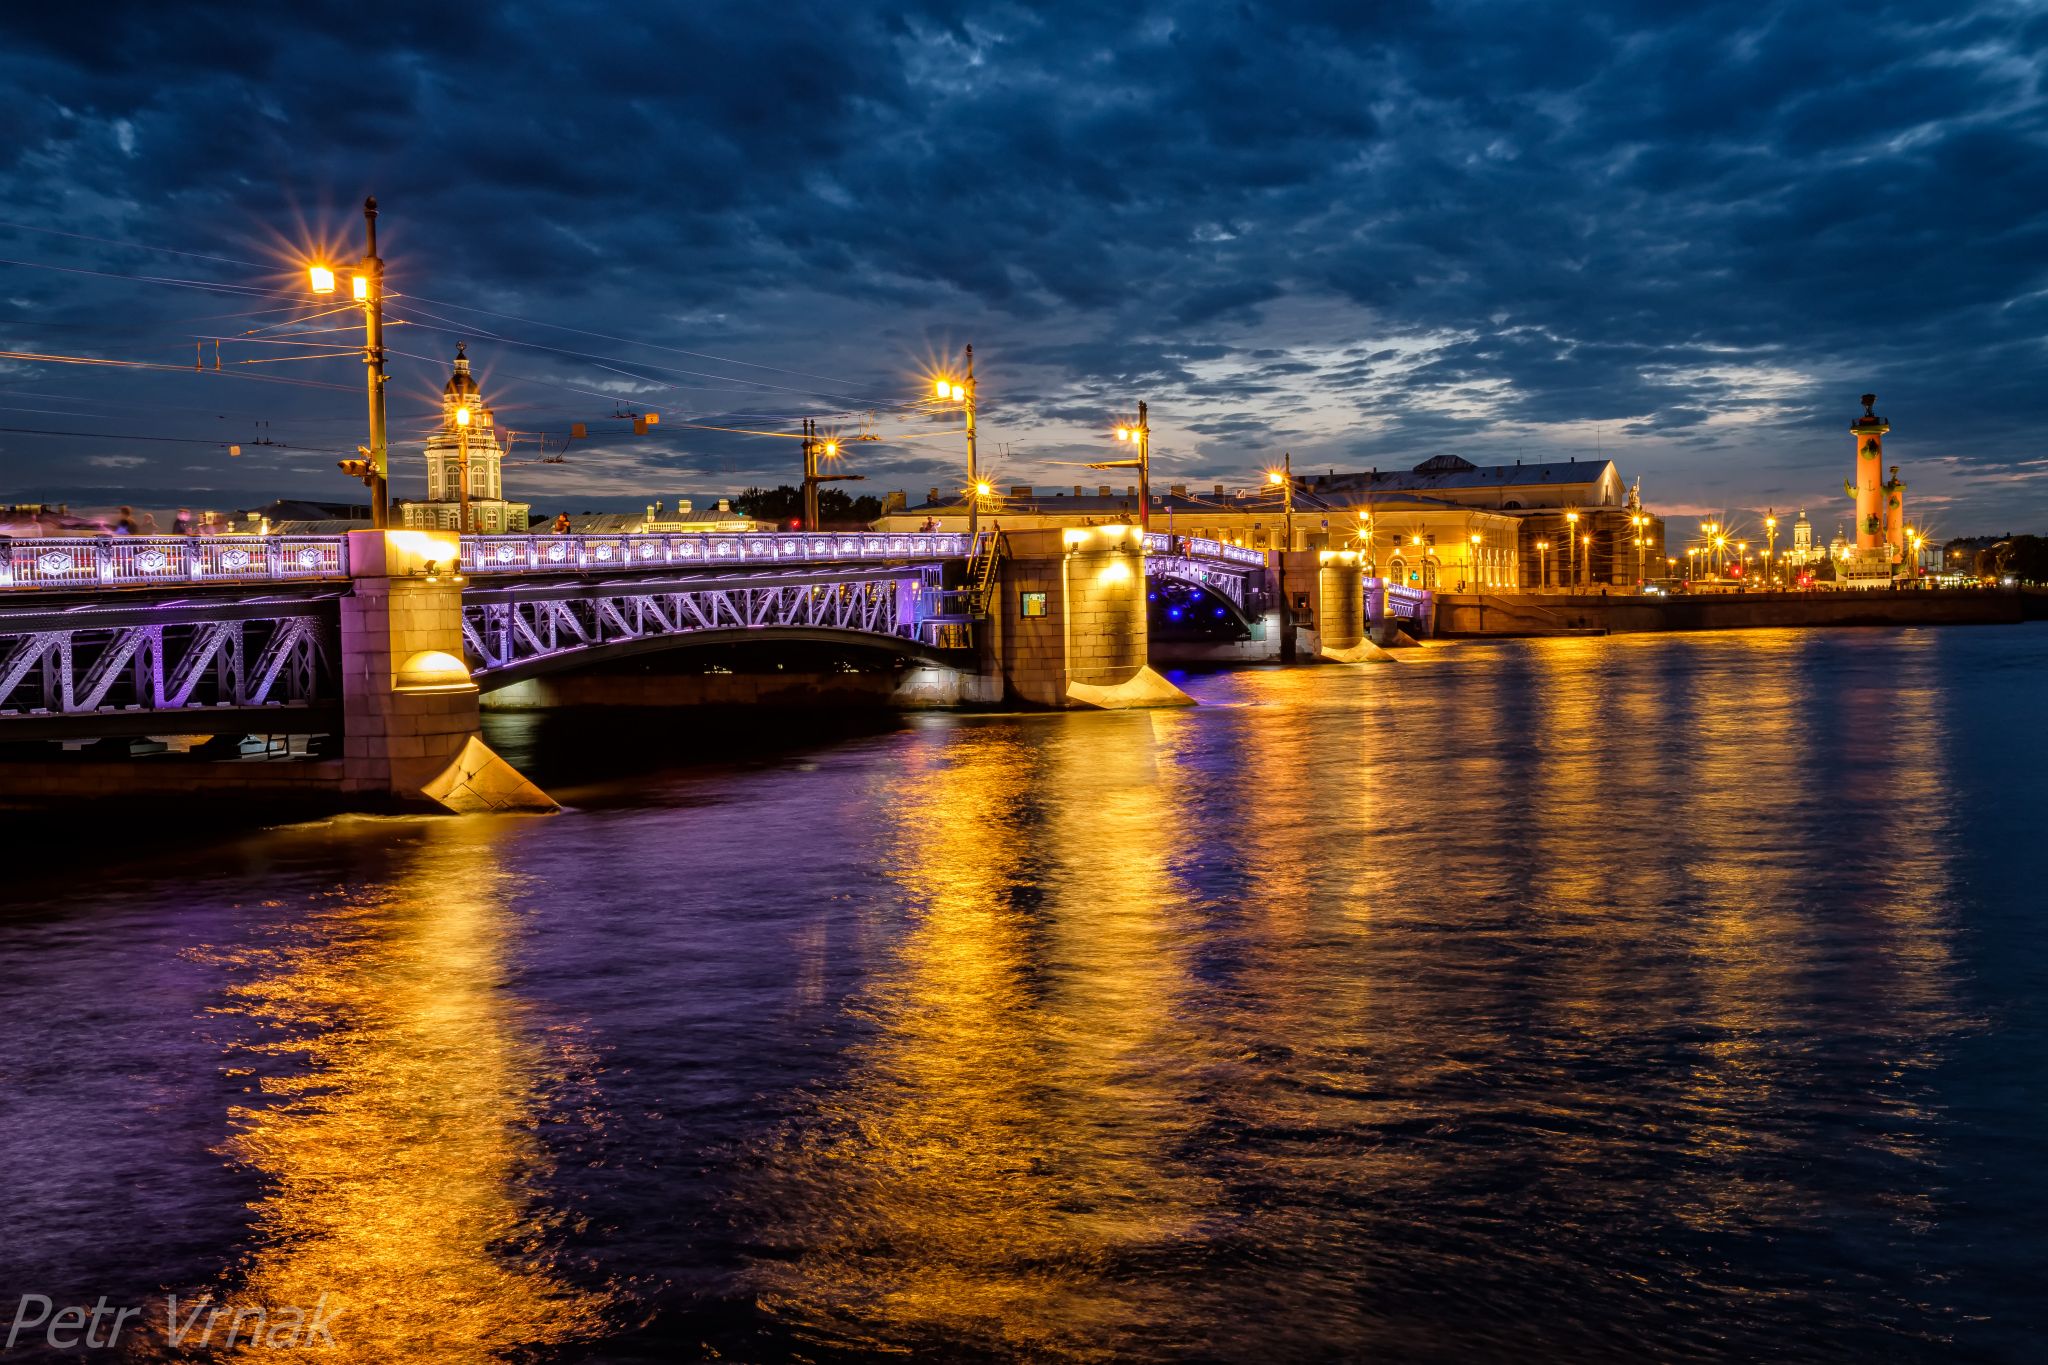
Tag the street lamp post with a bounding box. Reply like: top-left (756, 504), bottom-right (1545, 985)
top-left (1468, 530), bottom-right (1482, 591)
top-left (1581, 533), bottom-right (1592, 588)
top-left (799, 417), bottom-right (858, 532)
top-left (1536, 538), bottom-right (1549, 590)
top-left (1091, 401), bottom-right (1153, 532)
top-left (453, 402), bottom-right (473, 533)
top-left (933, 348), bottom-right (980, 543)
top-left (308, 196), bottom-right (390, 528)
top-left (1764, 511), bottom-right (1779, 586)
top-left (1563, 510), bottom-right (1580, 590)
top-left (1268, 455), bottom-right (1296, 663)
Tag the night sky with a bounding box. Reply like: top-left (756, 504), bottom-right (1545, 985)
top-left (3, 0), bottom-right (2045, 535)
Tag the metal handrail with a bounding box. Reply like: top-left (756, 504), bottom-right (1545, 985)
top-left (0, 535), bottom-right (349, 592)
top-left (458, 530), bottom-right (973, 575)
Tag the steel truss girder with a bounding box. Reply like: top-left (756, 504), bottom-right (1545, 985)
top-left (462, 575), bottom-right (917, 677)
top-left (0, 614), bottom-right (334, 718)
top-left (1148, 556), bottom-right (1252, 609)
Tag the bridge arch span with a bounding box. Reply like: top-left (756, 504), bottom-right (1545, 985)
top-left (470, 625), bottom-right (968, 691)
top-left (1147, 558), bottom-right (1262, 634)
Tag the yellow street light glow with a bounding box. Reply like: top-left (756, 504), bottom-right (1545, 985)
top-left (454, 405), bottom-right (471, 427)
top-left (821, 440), bottom-right (839, 457)
top-left (950, 383), bottom-right (965, 402)
top-left (351, 274), bottom-right (370, 302)
top-left (1116, 427), bottom-right (1132, 442)
top-left (934, 377), bottom-right (950, 398)
top-left (308, 265), bottom-right (336, 295)
top-left (973, 480), bottom-right (992, 497)
top-left (1267, 470), bottom-right (1284, 485)
top-left (1469, 532), bottom-right (1481, 544)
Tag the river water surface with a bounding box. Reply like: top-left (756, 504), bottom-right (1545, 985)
top-left (1, 625), bottom-right (2043, 1362)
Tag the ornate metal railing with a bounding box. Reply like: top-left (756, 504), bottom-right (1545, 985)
top-left (0, 536), bottom-right (348, 593)
top-left (459, 531), bottom-right (972, 576)
top-left (1141, 532), bottom-right (1267, 567)
top-left (0, 528), bottom-right (1266, 595)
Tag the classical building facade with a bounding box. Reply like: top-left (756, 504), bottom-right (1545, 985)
top-left (1314, 455), bottom-right (1663, 588)
top-left (397, 345), bottom-right (530, 534)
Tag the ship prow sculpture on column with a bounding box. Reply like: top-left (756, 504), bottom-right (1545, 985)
top-left (1839, 393), bottom-right (1900, 589)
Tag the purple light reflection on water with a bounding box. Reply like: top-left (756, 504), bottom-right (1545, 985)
top-left (0, 624), bottom-right (2043, 1362)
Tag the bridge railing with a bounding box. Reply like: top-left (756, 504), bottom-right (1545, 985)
top-left (1140, 532), bottom-right (1268, 567)
top-left (459, 531), bottom-right (973, 576)
top-left (0, 535), bottom-right (349, 593)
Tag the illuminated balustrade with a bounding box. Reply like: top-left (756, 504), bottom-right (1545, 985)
top-left (0, 536), bottom-right (348, 592)
top-left (457, 531), bottom-right (973, 575)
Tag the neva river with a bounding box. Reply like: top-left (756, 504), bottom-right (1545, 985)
top-left (2, 625), bottom-right (2042, 1362)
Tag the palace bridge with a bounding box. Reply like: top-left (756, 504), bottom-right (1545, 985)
top-left (0, 528), bottom-right (1429, 810)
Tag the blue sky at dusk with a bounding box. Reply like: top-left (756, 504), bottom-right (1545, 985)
top-left (3, 0), bottom-right (2045, 537)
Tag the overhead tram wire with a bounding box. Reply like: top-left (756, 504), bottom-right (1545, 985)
top-left (388, 288), bottom-right (885, 392)
top-left (0, 219), bottom-right (271, 272)
top-left (0, 347), bottom-right (359, 394)
top-left (3, 220), bottom-right (947, 415)
top-left (1, 215), bottom-right (891, 402)
top-left (0, 424), bottom-right (357, 454)
top-left (381, 300), bottom-right (908, 410)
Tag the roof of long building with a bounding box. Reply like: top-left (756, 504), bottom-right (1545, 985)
top-left (1314, 454), bottom-right (1616, 495)
top-left (892, 487), bottom-right (1483, 517)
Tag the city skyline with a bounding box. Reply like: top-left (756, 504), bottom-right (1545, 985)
top-left (4, 0), bottom-right (2046, 535)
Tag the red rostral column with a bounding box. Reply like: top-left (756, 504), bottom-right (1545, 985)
top-left (1848, 393), bottom-right (1889, 554)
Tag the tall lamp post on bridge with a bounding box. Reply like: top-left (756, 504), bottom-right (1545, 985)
top-left (932, 348), bottom-right (981, 543)
top-left (453, 402), bottom-right (473, 533)
top-left (1089, 401), bottom-right (1153, 532)
top-left (1764, 511), bottom-right (1779, 586)
top-left (1268, 454), bottom-right (1296, 663)
top-left (1630, 511), bottom-right (1648, 589)
top-left (800, 419), bottom-right (861, 531)
top-left (308, 196), bottom-right (391, 529)
top-left (1563, 510), bottom-right (1580, 590)
top-left (1536, 538), bottom-right (1550, 591)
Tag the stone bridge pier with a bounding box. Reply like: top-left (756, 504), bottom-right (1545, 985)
top-left (340, 530), bottom-right (553, 811)
top-left (1273, 550), bottom-right (1394, 664)
top-left (989, 526), bottom-right (1191, 708)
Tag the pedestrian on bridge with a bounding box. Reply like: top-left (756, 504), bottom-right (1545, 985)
top-left (552, 512), bottom-right (572, 534)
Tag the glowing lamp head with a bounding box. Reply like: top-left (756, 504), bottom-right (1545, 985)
top-left (1267, 471), bottom-right (1284, 486)
top-left (1469, 533), bottom-right (1481, 545)
top-left (1116, 427), bottom-right (1131, 442)
top-left (351, 274), bottom-right (370, 302)
top-left (821, 440), bottom-right (839, 457)
top-left (308, 265), bottom-right (336, 295)
top-left (950, 383), bottom-right (966, 403)
top-left (454, 405), bottom-right (472, 427)
top-left (973, 480), bottom-right (992, 497)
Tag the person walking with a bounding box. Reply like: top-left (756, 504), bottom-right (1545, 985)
top-left (112, 506), bottom-right (137, 535)
top-left (172, 508), bottom-right (193, 536)
top-left (551, 511), bottom-right (572, 535)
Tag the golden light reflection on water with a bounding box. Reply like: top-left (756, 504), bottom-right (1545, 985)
top-left (166, 818), bottom-right (609, 1361)
top-left (746, 715), bottom-right (1218, 1360)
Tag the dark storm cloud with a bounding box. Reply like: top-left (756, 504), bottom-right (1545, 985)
top-left (1, 0), bottom-right (2044, 526)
